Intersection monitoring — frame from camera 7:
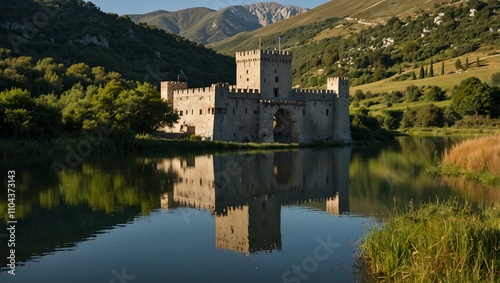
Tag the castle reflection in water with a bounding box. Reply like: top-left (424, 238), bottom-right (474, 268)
top-left (158, 148), bottom-right (351, 255)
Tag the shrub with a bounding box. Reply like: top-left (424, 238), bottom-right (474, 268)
top-left (189, 134), bottom-right (202, 141)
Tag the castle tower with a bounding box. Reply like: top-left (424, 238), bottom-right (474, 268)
top-left (161, 81), bottom-right (188, 106)
top-left (236, 50), bottom-right (293, 100)
top-left (328, 77), bottom-right (352, 142)
top-left (327, 77), bottom-right (349, 98)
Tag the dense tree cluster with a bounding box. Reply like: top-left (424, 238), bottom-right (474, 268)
top-left (0, 50), bottom-right (178, 140)
top-left (352, 77), bottom-right (499, 132)
top-left (452, 77), bottom-right (500, 117)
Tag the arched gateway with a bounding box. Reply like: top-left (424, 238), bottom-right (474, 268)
top-left (273, 109), bottom-right (292, 143)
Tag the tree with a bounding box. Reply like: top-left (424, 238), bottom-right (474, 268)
top-left (419, 66), bottom-right (425, 79)
top-left (441, 61), bottom-right (445, 75)
top-left (0, 88), bottom-right (62, 139)
top-left (455, 59), bottom-right (462, 70)
top-left (114, 82), bottom-right (179, 134)
top-left (491, 72), bottom-right (500, 87)
top-left (414, 104), bottom-right (444, 127)
top-left (465, 57), bottom-right (469, 70)
top-left (405, 85), bottom-right (422, 102)
top-left (401, 108), bottom-right (416, 128)
top-left (476, 56), bottom-right (480, 67)
top-left (424, 85), bottom-right (446, 102)
top-left (429, 58), bottom-right (434, 77)
top-left (451, 77), bottom-right (497, 117)
top-left (411, 71), bottom-right (416, 80)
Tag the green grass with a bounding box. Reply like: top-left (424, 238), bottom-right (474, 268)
top-left (403, 127), bottom-right (500, 137)
top-left (353, 51), bottom-right (500, 94)
top-left (0, 135), bottom-right (339, 159)
top-left (429, 164), bottom-right (500, 188)
top-left (360, 198), bottom-right (500, 282)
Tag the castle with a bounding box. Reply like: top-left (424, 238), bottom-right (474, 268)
top-left (161, 49), bottom-right (352, 143)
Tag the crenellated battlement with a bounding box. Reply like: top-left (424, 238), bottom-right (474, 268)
top-left (235, 49), bottom-right (292, 57)
top-left (229, 86), bottom-right (260, 95)
top-left (292, 89), bottom-right (337, 95)
top-left (236, 49), bottom-right (292, 65)
top-left (172, 83), bottom-right (229, 95)
top-left (161, 81), bottom-right (188, 88)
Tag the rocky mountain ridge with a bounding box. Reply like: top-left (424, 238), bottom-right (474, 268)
top-left (128, 2), bottom-right (308, 44)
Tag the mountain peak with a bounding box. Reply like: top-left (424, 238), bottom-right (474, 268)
top-left (129, 2), bottom-right (308, 44)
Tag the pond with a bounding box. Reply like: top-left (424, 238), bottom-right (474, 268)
top-left (0, 136), bottom-right (495, 283)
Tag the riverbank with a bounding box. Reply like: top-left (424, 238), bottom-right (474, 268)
top-left (430, 135), bottom-right (500, 187)
top-left (360, 199), bottom-right (500, 282)
top-left (0, 132), bottom-right (359, 159)
top-left (403, 127), bottom-right (500, 136)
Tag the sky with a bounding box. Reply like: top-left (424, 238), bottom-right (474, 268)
top-left (89, 0), bottom-right (331, 15)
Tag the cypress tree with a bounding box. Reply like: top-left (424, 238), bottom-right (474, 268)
top-left (465, 57), bottom-right (469, 69)
top-left (441, 61), bottom-right (445, 75)
top-left (411, 71), bottom-right (416, 80)
top-left (477, 56), bottom-right (480, 67)
top-left (429, 58), bottom-right (434, 77)
top-left (425, 66), bottom-right (428, 77)
top-left (419, 66), bottom-right (425, 79)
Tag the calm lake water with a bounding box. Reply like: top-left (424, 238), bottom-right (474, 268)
top-left (0, 136), bottom-right (497, 283)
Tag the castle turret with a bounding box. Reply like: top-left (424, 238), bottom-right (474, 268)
top-left (328, 77), bottom-right (352, 142)
top-left (236, 49), bottom-right (293, 100)
top-left (161, 81), bottom-right (188, 106)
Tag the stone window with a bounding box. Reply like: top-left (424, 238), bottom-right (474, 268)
top-left (326, 109), bottom-right (329, 116)
top-left (208, 108), bottom-right (210, 114)
top-left (191, 110), bottom-right (193, 115)
top-left (245, 108), bottom-right (248, 114)
top-left (199, 109), bottom-right (202, 115)
top-left (275, 76), bottom-right (279, 83)
top-left (274, 88), bottom-right (279, 97)
top-left (233, 108), bottom-right (235, 114)
top-left (179, 110), bottom-right (183, 116)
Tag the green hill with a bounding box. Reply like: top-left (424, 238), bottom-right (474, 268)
top-left (0, 0), bottom-right (235, 87)
top-left (209, 0), bottom-right (499, 89)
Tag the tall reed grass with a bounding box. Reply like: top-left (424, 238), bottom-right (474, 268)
top-left (443, 135), bottom-right (500, 175)
top-left (360, 199), bottom-right (500, 282)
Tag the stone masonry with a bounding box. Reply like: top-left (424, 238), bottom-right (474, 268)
top-left (161, 49), bottom-right (352, 143)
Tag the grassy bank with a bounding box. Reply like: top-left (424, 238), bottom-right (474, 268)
top-left (404, 127), bottom-right (500, 137)
top-left (360, 199), bottom-right (500, 282)
top-left (0, 136), bottom-right (303, 159)
top-left (431, 135), bottom-right (500, 186)
top-left (1, 130), bottom-right (364, 159)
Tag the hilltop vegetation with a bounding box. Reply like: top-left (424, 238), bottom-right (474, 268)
top-left (0, 0), bottom-right (235, 87)
top-left (211, 0), bottom-right (499, 88)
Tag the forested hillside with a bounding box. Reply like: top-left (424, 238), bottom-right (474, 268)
top-left (0, 0), bottom-right (235, 87)
top-left (211, 0), bottom-right (499, 88)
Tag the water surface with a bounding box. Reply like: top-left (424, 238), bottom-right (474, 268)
top-left (0, 136), bottom-right (493, 282)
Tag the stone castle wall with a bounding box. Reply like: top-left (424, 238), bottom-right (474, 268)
top-left (161, 49), bottom-right (352, 143)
